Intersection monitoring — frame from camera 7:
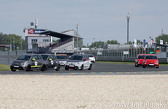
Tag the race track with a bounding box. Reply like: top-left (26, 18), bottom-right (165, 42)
top-left (1, 63), bottom-right (168, 75)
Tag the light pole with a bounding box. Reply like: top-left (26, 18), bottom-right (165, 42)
top-left (76, 24), bottom-right (78, 53)
top-left (13, 37), bottom-right (15, 51)
top-left (127, 13), bottom-right (130, 44)
top-left (93, 38), bottom-right (95, 48)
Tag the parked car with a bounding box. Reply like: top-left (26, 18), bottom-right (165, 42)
top-left (142, 54), bottom-right (159, 68)
top-left (88, 54), bottom-right (96, 63)
top-left (40, 54), bottom-right (60, 71)
top-left (56, 54), bottom-right (68, 66)
top-left (10, 54), bottom-right (46, 72)
top-left (65, 54), bottom-right (92, 70)
top-left (135, 54), bottom-right (146, 67)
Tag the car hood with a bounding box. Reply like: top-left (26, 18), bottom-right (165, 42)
top-left (146, 59), bottom-right (158, 63)
top-left (138, 59), bottom-right (144, 62)
top-left (67, 60), bottom-right (83, 62)
top-left (57, 59), bottom-right (67, 61)
top-left (12, 60), bottom-right (27, 65)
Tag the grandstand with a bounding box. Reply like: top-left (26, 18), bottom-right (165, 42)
top-left (24, 28), bottom-right (83, 53)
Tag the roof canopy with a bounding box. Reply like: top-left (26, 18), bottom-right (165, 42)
top-left (40, 31), bottom-right (73, 39)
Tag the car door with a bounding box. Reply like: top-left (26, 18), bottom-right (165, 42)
top-left (83, 55), bottom-right (89, 68)
top-left (31, 55), bottom-right (38, 67)
top-left (37, 55), bottom-right (43, 66)
top-left (48, 55), bottom-right (55, 68)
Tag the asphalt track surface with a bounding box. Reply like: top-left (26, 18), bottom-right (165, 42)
top-left (1, 63), bottom-right (168, 75)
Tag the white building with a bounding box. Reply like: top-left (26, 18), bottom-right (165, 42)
top-left (24, 28), bottom-right (83, 53)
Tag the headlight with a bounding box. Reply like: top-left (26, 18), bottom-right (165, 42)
top-left (155, 61), bottom-right (158, 63)
top-left (21, 62), bottom-right (28, 67)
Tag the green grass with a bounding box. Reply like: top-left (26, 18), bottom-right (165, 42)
top-left (96, 61), bottom-right (134, 64)
top-left (96, 61), bottom-right (168, 65)
top-left (0, 64), bottom-right (10, 71)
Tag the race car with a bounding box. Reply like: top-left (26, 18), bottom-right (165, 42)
top-left (65, 54), bottom-right (92, 70)
top-left (142, 54), bottom-right (159, 68)
top-left (40, 54), bottom-right (60, 71)
top-left (135, 54), bottom-right (146, 67)
top-left (10, 54), bottom-right (46, 71)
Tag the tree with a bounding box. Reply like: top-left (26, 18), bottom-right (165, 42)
top-left (156, 34), bottom-right (168, 44)
top-left (90, 41), bottom-right (104, 48)
top-left (106, 40), bottom-right (119, 44)
top-left (0, 32), bottom-right (25, 51)
top-left (127, 40), bottom-right (143, 45)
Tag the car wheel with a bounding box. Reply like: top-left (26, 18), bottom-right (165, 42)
top-left (80, 65), bottom-right (84, 70)
top-left (26, 65), bottom-right (31, 71)
top-left (88, 64), bottom-right (92, 70)
top-left (143, 65), bottom-right (146, 68)
top-left (65, 65), bottom-right (69, 70)
top-left (41, 64), bottom-right (47, 71)
top-left (10, 66), bottom-right (16, 72)
top-left (135, 64), bottom-right (139, 67)
top-left (156, 66), bottom-right (159, 68)
top-left (55, 64), bottom-right (60, 71)
top-left (74, 66), bottom-right (78, 70)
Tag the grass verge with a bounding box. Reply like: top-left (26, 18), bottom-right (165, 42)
top-left (96, 61), bottom-right (134, 64)
top-left (96, 61), bottom-right (168, 65)
top-left (0, 64), bottom-right (10, 71)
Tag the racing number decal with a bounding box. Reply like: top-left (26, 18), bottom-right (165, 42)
top-left (51, 60), bottom-right (54, 65)
top-left (35, 61), bottom-right (38, 66)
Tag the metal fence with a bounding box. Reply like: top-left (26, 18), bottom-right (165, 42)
top-left (0, 48), bottom-right (168, 65)
top-left (80, 48), bottom-right (168, 63)
top-left (0, 50), bottom-right (26, 65)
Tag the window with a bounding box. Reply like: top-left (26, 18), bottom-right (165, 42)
top-left (43, 39), bottom-right (49, 42)
top-left (32, 39), bottom-right (37, 43)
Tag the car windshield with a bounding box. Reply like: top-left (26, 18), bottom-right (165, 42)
top-left (138, 55), bottom-right (145, 59)
top-left (17, 55), bottom-right (31, 60)
top-left (41, 55), bottom-right (49, 61)
top-left (57, 56), bottom-right (67, 59)
top-left (70, 55), bottom-right (83, 60)
top-left (88, 55), bottom-right (94, 57)
top-left (146, 55), bottom-right (157, 59)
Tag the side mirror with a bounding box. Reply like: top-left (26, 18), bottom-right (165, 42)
top-left (83, 58), bottom-right (87, 61)
top-left (32, 58), bottom-right (36, 61)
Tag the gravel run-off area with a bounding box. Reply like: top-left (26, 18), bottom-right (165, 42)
top-left (0, 74), bottom-right (168, 109)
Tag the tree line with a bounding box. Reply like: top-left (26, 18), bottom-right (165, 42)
top-left (0, 32), bottom-right (168, 51)
top-left (0, 33), bottom-right (25, 51)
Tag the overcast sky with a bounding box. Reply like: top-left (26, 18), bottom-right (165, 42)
top-left (0, 0), bottom-right (168, 45)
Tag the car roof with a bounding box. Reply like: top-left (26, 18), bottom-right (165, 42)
top-left (72, 54), bottom-right (88, 56)
top-left (145, 54), bottom-right (157, 56)
top-left (56, 54), bottom-right (67, 56)
top-left (40, 54), bottom-right (54, 55)
top-left (138, 54), bottom-right (146, 55)
top-left (21, 54), bottom-right (41, 56)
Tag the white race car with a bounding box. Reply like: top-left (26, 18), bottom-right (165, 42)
top-left (65, 54), bottom-right (92, 70)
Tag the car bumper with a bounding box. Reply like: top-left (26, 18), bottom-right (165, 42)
top-left (10, 65), bottom-right (25, 70)
top-left (143, 63), bottom-right (159, 67)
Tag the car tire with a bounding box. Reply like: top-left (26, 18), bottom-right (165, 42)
top-left (88, 64), bottom-right (92, 70)
top-left (135, 64), bottom-right (139, 67)
top-left (65, 65), bottom-right (69, 70)
top-left (143, 65), bottom-right (146, 68)
top-left (10, 66), bottom-right (16, 72)
top-left (74, 66), bottom-right (78, 70)
top-left (156, 66), bottom-right (159, 68)
top-left (41, 64), bottom-right (47, 71)
top-left (26, 65), bottom-right (31, 71)
top-left (80, 65), bottom-right (84, 70)
top-left (55, 64), bottom-right (60, 71)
